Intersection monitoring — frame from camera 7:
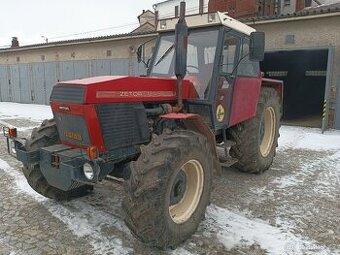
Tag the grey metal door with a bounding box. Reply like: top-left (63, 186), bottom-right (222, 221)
top-left (74, 60), bottom-right (90, 79)
top-left (19, 64), bottom-right (33, 103)
top-left (0, 65), bottom-right (10, 102)
top-left (10, 65), bottom-right (21, 103)
top-left (44, 62), bottom-right (59, 102)
top-left (93, 60), bottom-right (111, 76)
top-left (31, 63), bottom-right (47, 104)
top-left (110, 59), bottom-right (129, 75)
top-left (61, 61), bottom-right (75, 81)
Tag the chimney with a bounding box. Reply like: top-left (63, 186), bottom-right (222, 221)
top-left (199, 0), bottom-right (204, 14)
top-left (155, 10), bottom-right (159, 27)
top-left (11, 37), bottom-right (19, 48)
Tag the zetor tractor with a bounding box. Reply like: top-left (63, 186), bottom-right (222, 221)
top-left (4, 3), bottom-right (282, 249)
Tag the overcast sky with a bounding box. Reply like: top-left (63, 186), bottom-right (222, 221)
top-left (0, 0), bottom-right (157, 47)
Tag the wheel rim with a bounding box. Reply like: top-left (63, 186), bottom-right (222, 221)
top-left (169, 160), bottom-right (204, 224)
top-left (259, 106), bottom-right (276, 157)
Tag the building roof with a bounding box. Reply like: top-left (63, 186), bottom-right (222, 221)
top-left (131, 22), bottom-right (156, 34)
top-left (299, 2), bottom-right (340, 12)
top-left (137, 9), bottom-right (155, 20)
top-left (240, 2), bottom-right (340, 23)
top-left (0, 31), bottom-right (157, 53)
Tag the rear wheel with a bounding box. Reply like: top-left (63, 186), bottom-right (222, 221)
top-left (122, 130), bottom-right (213, 249)
top-left (229, 87), bottom-right (281, 173)
top-left (23, 119), bottom-right (91, 201)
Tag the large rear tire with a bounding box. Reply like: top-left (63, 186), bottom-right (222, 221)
top-left (229, 87), bottom-right (281, 174)
top-left (122, 130), bottom-right (213, 249)
top-left (23, 119), bottom-right (91, 201)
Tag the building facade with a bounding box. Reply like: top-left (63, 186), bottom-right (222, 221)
top-left (247, 7), bottom-right (340, 130)
top-left (154, 0), bottom-right (315, 19)
top-left (1, 4), bottom-right (340, 130)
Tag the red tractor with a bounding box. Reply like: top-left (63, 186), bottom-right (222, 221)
top-left (4, 3), bottom-right (282, 249)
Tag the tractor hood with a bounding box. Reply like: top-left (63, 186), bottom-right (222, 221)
top-left (50, 76), bottom-right (198, 104)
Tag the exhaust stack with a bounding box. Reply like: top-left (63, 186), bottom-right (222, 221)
top-left (174, 1), bottom-right (188, 110)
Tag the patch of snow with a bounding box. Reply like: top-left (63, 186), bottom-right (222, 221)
top-left (0, 102), bottom-right (52, 122)
top-left (0, 159), bottom-right (132, 255)
top-left (278, 126), bottom-right (340, 151)
top-left (206, 205), bottom-right (335, 255)
top-left (0, 159), bottom-right (46, 202)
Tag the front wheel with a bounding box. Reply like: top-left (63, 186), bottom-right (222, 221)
top-left (23, 119), bottom-right (91, 201)
top-left (229, 87), bottom-right (281, 174)
top-left (122, 130), bottom-right (213, 249)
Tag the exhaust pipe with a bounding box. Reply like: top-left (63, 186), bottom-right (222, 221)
top-left (174, 1), bottom-right (188, 111)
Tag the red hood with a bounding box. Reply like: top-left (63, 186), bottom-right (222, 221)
top-left (55, 76), bottom-right (198, 104)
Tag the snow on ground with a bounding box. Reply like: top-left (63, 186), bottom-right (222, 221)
top-left (0, 158), bottom-right (132, 255)
top-left (206, 205), bottom-right (333, 255)
top-left (278, 125), bottom-right (340, 151)
top-left (0, 102), bottom-right (339, 254)
top-left (0, 102), bottom-right (52, 122)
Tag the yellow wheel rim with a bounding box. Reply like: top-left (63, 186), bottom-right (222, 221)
top-left (260, 107), bottom-right (276, 157)
top-left (169, 160), bottom-right (204, 224)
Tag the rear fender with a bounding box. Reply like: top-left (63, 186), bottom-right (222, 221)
top-left (261, 78), bottom-right (284, 105)
top-left (160, 113), bottom-right (221, 175)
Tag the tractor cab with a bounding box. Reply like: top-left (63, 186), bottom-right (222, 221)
top-left (139, 12), bottom-right (265, 130)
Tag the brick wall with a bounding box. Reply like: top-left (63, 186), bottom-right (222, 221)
top-left (208, 0), bottom-right (276, 18)
top-left (295, 0), bottom-right (306, 12)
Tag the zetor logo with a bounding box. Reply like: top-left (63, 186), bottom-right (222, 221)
top-left (96, 91), bottom-right (176, 98)
top-left (64, 131), bottom-right (82, 141)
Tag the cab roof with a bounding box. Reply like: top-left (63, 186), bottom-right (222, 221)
top-left (157, 12), bottom-right (256, 36)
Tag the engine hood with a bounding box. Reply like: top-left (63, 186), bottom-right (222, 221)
top-left (50, 76), bottom-right (198, 104)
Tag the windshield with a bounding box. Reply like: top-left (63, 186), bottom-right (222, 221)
top-left (150, 29), bottom-right (219, 99)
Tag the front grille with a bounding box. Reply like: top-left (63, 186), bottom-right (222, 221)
top-left (96, 103), bottom-right (149, 150)
top-left (54, 113), bottom-right (91, 147)
top-left (50, 85), bottom-right (85, 104)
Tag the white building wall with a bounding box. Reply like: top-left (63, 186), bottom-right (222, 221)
top-left (154, 0), bottom-right (209, 19)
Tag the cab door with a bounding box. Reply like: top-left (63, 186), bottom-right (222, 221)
top-left (214, 31), bottom-right (241, 129)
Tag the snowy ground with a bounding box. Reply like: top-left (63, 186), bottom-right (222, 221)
top-left (0, 102), bottom-right (339, 255)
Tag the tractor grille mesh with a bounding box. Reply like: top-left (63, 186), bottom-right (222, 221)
top-left (96, 103), bottom-right (149, 150)
top-left (50, 85), bottom-right (85, 104)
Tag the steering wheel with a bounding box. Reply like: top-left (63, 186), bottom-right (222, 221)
top-left (187, 65), bottom-right (199, 74)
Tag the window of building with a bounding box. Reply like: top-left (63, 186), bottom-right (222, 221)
top-left (106, 50), bottom-right (112, 57)
top-left (284, 0), bottom-right (291, 6)
top-left (285, 34), bottom-right (295, 45)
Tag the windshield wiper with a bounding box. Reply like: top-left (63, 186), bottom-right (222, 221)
top-left (154, 44), bottom-right (175, 66)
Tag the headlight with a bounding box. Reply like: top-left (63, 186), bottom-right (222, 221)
top-left (83, 163), bottom-right (94, 181)
top-left (10, 140), bottom-right (16, 155)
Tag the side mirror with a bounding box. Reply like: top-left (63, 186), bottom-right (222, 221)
top-left (137, 45), bottom-right (143, 63)
top-left (136, 44), bottom-right (150, 67)
top-left (249, 32), bottom-right (265, 61)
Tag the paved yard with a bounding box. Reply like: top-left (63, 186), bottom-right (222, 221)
top-left (0, 102), bottom-right (339, 255)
